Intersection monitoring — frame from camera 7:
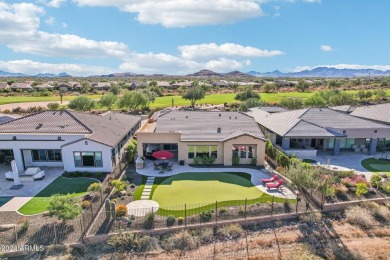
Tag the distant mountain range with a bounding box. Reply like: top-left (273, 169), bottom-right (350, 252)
top-left (0, 67), bottom-right (390, 78)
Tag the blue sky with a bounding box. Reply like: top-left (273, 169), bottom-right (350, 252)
top-left (0, 0), bottom-right (389, 76)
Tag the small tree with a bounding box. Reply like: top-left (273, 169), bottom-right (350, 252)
top-left (182, 86), bottom-right (205, 110)
top-left (88, 182), bottom-right (102, 194)
top-left (99, 93), bottom-right (117, 110)
top-left (110, 180), bottom-right (127, 194)
top-left (370, 175), bottom-right (382, 190)
top-left (234, 86), bottom-right (260, 102)
top-left (59, 87), bottom-right (67, 104)
top-left (110, 84), bottom-right (120, 95)
top-left (295, 79), bottom-right (310, 92)
top-left (47, 194), bottom-right (81, 221)
top-left (68, 96), bottom-right (96, 111)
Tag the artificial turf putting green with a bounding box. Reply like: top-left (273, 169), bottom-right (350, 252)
top-left (361, 158), bottom-right (390, 176)
top-left (18, 176), bottom-right (98, 215)
top-left (151, 172), bottom-right (264, 208)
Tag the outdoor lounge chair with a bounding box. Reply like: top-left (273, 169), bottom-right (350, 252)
top-left (266, 179), bottom-right (283, 190)
top-left (262, 174), bottom-right (277, 184)
top-left (33, 171), bottom-right (45, 180)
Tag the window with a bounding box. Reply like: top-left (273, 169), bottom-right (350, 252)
top-left (188, 146), bottom-right (195, 158)
top-left (73, 152), bottom-right (103, 167)
top-left (248, 146), bottom-right (255, 158)
top-left (31, 149), bottom-right (62, 162)
top-left (240, 146), bottom-right (247, 158)
top-left (232, 146), bottom-right (239, 157)
top-left (232, 145), bottom-right (256, 159)
top-left (187, 145), bottom-right (218, 159)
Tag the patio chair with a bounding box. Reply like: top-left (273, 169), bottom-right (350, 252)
top-left (266, 179), bottom-right (283, 190)
top-left (261, 174), bottom-right (277, 184)
top-left (33, 171), bottom-right (45, 181)
top-left (153, 162), bottom-right (159, 170)
top-left (166, 163), bottom-right (173, 171)
top-left (5, 171), bottom-right (14, 181)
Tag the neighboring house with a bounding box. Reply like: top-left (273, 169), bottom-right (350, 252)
top-left (137, 111), bottom-right (266, 166)
top-left (10, 83), bottom-right (32, 92)
top-left (156, 81), bottom-right (172, 88)
top-left (130, 81), bottom-right (148, 89)
top-left (0, 113), bottom-right (21, 124)
top-left (212, 81), bottom-right (230, 88)
top-left (0, 110), bottom-right (141, 172)
top-left (171, 81), bottom-right (193, 88)
top-left (56, 82), bottom-right (73, 91)
top-left (350, 103), bottom-right (390, 125)
top-left (0, 82), bottom-right (9, 91)
top-left (33, 84), bottom-right (54, 91)
top-left (92, 82), bottom-right (111, 91)
top-left (247, 107), bottom-right (390, 157)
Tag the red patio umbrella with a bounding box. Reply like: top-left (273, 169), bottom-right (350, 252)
top-left (152, 150), bottom-right (174, 160)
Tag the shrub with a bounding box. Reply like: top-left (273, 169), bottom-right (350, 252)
top-left (94, 172), bottom-right (103, 179)
top-left (130, 183), bottom-right (136, 189)
top-left (217, 224), bottom-right (243, 239)
top-left (219, 208), bottom-right (227, 215)
top-left (250, 157), bottom-right (257, 165)
top-left (107, 233), bottom-right (140, 252)
top-left (371, 174), bottom-right (382, 189)
top-left (143, 213), bottom-right (154, 229)
top-left (341, 177), bottom-right (355, 187)
top-left (81, 200), bottom-right (91, 209)
top-left (162, 230), bottom-right (199, 251)
top-left (238, 207), bottom-right (245, 216)
top-left (356, 183), bottom-right (368, 198)
top-left (115, 204), bottom-right (127, 217)
top-left (232, 155), bottom-right (240, 165)
top-left (355, 175), bottom-right (368, 185)
top-left (138, 235), bottom-right (160, 252)
top-left (345, 206), bottom-right (375, 229)
top-left (276, 152), bottom-right (290, 168)
top-left (193, 156), bottom-right (202, 165)
top-left (374, 206), bottom-right (390, 222)
top-left (110, 180), bottom-right (127, 194)
top-left (87, 182), bottom-right (102, 193)
top-left (200, 211), bottom-right (212, 222)
top-left (17, 218), bottom-right (29, 232)
top-left (47, 102), bottom-right (60, 110)
top-left (325, 185), bottom-right (336, 199)
top-left (166, 215), bottom-right (176, 227)
top-left (177, 217), bottom-right (184, 225)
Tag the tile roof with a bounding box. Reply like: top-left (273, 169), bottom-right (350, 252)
top-left (330, 105), bottom-right (356, 113)
top-left (0, 110), bottom-right (141, 147)
top-left (257, 106), bottom-right (288, 113)
top-left (154, 111), bottom-right (264, 142)
top-left (248, 107), bottom-right (390, 138)
top-left (221, 129), bottom-right (265, 142)
top-left (0, 83), bottom-right (9, 89)
top-left (350, 103), bottom-right (390, 124)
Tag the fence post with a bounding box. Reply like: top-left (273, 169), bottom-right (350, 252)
top-left (244, 198), bottom-right (247, 220)
top-left (54, 224), bottom-right (58, 244)
top-left (215, 201), bottom-right (218, 224)
top-left (13, 225), bottom-right (18, 248)
top-left (271, 196), bottom-right (274, 216)
top-left (296, 194), bottom-right (299, 213)
top-left (90, 203), bottom-right (94, 219)
top-left (184, 204), bottom-right (187, 227)
top-left (152, 207), bottom-right (154, 230)
top-left (100, 189), bottom-right (103, 204)
top-left (80, 219), bottom-right (85, 244)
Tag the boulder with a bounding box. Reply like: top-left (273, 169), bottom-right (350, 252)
top-left (118, 190), bottom-right (127, 197)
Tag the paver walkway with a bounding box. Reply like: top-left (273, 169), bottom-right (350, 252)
top-left (140, 176), bottom-right (155, 200)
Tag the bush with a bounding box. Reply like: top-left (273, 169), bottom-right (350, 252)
top-left (371, 174), bottom-right (382, 189)
top-left (193, 156), bottom-right (202, 165)
top-left (356, 183), bottom-right (368, 198)
top-left (166, 215), bottom-right (176, 227)
top-left (177, 217), bottom-right (184, 225)
top-left (47, 103), bottom-right (60, 110)
top-left (250, 157), bottom-right (257, 165)
top-left (17, 218), bottom-right (29, 232)
top-left (162, 230), bottom-right (199, 251)
top-left (138, 235), bottom-right (160, 252)
top-left (94, 172), bottom-right (103, 179)
top-left (232, 155), bottom-right (240, 165)
top-left (130, 183), bottom-right (136, 188)
top-left (345, 206), bottom-right (375, 229)
top-left (81, 200), bottom-right (91, 209)
top-left (382, 181), bottom-right (390, 194)
top-left (110, 180), bottom-right (127, 194)
top-left (143, 213), bottom-right (154, 229)
top-left (219, 208), bottom-right (227, 215)
top-left (325, 185), bottom-right (336, 199)
top-left (200, 211), bottom-right (212, 222)
top-left (217, 224), bottom-right (243, 239)
top-left (87, 182), bottom-right (102, 193)
top-left (115, 204), bottom-right (127, 217)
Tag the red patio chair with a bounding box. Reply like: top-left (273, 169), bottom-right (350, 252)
top-left (262, 174), bottom-right (277, 184)
top-left (266, 179), bottom-right (283, 189)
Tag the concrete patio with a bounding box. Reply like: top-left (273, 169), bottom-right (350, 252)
top-left (137, 159), bottom-right (296, 199)
top-left (0, 164), bottom-right (64, 212)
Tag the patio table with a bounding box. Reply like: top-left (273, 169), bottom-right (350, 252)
top-left (25, 167), bottom-right (41, 176)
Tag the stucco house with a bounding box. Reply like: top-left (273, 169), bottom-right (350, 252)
top-left (248, 107), bottom-right (390, 157)
top-left (0, 110), bottom-right (141, 172)
top-left (136, 110), bottom-right (266, 166)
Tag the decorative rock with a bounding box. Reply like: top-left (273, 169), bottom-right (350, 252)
top-left (83, 194), bottom-right (93, 201)
top-left (118, 191), bottom-right (127, 197)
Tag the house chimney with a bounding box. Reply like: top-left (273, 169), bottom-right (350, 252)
top-left (217, 127), bottom-right (221, 133)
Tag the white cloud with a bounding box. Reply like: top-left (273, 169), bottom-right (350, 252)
top-left (44, 16), bottom-right (55, 25)
top-left (302, 0), bottom-right (321, 3)
top-left (179, 43), bottom-right (284, 60)
top-left (320, 44), bottom-right (333, 52)
top-left (37, 0), bottom-right (67, 8)
top-left (0, 59), bottom-right (116, 76)
top-left (0, 2), bottom-right (129, 59)
top-left (294, 64), bottom-right (390, 72)
top-left (74, 0), bottom-right (263, 27)
top-left (61, 22), bottom-right (68, 28)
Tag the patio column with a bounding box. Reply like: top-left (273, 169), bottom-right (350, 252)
top-left (369, 138), bottom-right (378, 155)
top-left (282, 138), bottom-right (290, 150)
top-left (333, 138), bottom-right (341, 156)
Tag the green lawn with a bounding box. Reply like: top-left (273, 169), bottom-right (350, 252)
top-left (361, 158), bottom-right (390, 176)
top-left (148, 172), bottom-right (289, 217)
top-left (0, 94), bottom-right (101, 105)
top-left (18, 176), bottom-right (98, 215)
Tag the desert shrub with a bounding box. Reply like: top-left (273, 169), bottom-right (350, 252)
top-left (143, 213), bottom-right (154, 229)
top-left (217, 224), bottom-right (243, 239)
top-left (345, 206), bottom-right (375, 229)
top-left (238, 207), bottom-right (245, 216)
top-left (17, 218), bottom-right (29, 232)
top-left (355, 175), bottom-right (368, 185)
top-left (371, 174), bottom-right (382, 189)
top-left (81, 200), bottom-right (91, 209)
top-left (325, 185), bottom-right (336, 199)
top-left (177, 217), bottom-right (184, 225)
top-left (47, 102), bottom-right (60, 110)
top-left (138, 235), bottom-right (160, 252)
top-left (107, 233), bottom-right (140, 252)
top-left (276, 152), bottom-right (290, 168)
top-left (381, 181), bottom-right (390, 194)
top-left (200, 211), bottom-right (212, 222)
top-left (193, 228), bottom-right (214, 243)
top-left (356, 183), bottom-right (368, 198)
top-left (87, 182), bottom-right (102, 193)
top-left (193, 156), bottom-right (202, 165)
top-left (219, 208), bottom-right (227, 215)
top-left (374, 206), bottom-right (390, 222)
top-left (115, 204), bottom-right (127, 217)
top-left (166, 215), bottom-right (176, 227)
top-left (341, 177), bottom-right (355, 187)
top-left (162, 230), bottom-right (199, 251)
top-left (110, 180), bottom-right (127, 194)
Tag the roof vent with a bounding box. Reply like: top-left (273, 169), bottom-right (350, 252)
top-left (217, 127), bottom-right (221, 133)
top-left (235, 116), bottom-right (237, 119)
top-left (229, 116), bottom-right (231, 119)
top-left (219, 113), bottom-right (221, 117)
top-left (35, 123), bottom-right (43, 130)
top-left (186, 115), bottom-right (188, 118)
